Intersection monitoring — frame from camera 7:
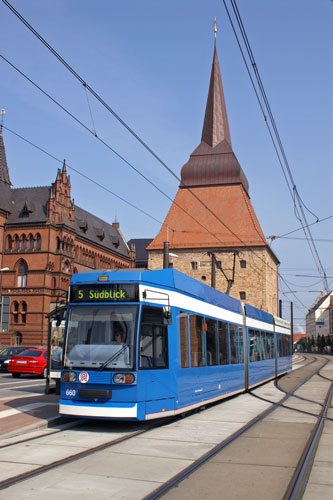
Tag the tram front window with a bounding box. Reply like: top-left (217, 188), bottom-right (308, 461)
top-left (64, 305), bottom-right (138, 370)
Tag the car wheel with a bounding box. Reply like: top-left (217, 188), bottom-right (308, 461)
top-left (12, 373), bottom-right (20, 378)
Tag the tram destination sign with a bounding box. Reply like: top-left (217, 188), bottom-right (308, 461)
top-left (70, 284), bottom-right (139, 303)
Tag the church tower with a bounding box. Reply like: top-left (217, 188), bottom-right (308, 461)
top-left (147, 40), bottom-right (279, 315)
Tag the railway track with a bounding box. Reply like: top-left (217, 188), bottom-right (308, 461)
top-left (0, 354), bottom-right (331, 500)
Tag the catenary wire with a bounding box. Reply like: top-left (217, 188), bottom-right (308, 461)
top-left (223, 0), bottom-right (329, 291)
top-left (0, 3), bottom-right (314, 310)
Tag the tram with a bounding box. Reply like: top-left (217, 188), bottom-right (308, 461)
top-left (59, 268), bottom-right (291, 420)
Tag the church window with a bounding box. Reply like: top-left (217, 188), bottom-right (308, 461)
top-left (15, 235), bottom-right (20, 250)
top-left (22, 234), bottom-right (27, 250)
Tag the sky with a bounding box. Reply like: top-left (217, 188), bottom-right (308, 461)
top-left (0, 0), bottom-right (332, 333)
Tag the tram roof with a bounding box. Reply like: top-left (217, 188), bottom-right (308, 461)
top-left (70, 268), bottom-right (243, 315)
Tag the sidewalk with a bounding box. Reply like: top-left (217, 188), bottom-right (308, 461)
top-left (0, 391), bottom-right (62, 439)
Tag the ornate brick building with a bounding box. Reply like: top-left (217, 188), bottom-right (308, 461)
top-left (147, 43), bottom-right (279, 315)
top-left (0, 125), bottom-right (135, 346)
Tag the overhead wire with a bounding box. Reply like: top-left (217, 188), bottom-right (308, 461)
top-left (223, 0), bottom-right (329, 292)
top-left (0, 0), bottom-right (316, 313)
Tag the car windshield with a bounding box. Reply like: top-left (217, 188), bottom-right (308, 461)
top-left (64, 305), bottom-right (138, 370)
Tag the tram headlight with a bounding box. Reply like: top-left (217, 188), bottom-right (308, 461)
top-left (62, 371), bottom-right (77, 382)
top-left (113, 373), bottom-right (135, 385)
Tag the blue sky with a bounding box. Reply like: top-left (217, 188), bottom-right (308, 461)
top-left (0, 0), bottom-right (332, 332)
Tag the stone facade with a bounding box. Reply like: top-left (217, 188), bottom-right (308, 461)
top-left (149, 246), bottom-right (278, 315)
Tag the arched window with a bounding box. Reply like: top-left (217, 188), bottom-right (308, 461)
top-left (73, 267), bottom-right (78, 274)
top-left (63, 260), bottom-right (70, 273)
top-left (12, 301), bottom-right (19, 324)
top-left (7, 235), bottom-right (12, 250)
top-left (21, 301), bottom-right (27, 324)
top-left (56, 237), bottom-right (61, 250)
top-left (22, 234), bottom-right (27, 250)
top-left (17, 260), bottom-right (28, 287)
top-left (36, 233), bottom-right (41, 250)
top-left (15, 235), bottom-right (20, 250)
top-left (28, 234), bottom-right (34, 250)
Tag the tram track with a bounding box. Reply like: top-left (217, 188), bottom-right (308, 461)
top-left (143, 354), bottom-right (333, 500)
top-left (0, 355), bottom-right (331, 499)
top-left (0, 417), bottom-right (171, 490)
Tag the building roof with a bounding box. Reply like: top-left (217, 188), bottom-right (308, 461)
top-left (147, 184), bottom-right (268, 250)
top-left (8, 187), bottom-right (50, 223)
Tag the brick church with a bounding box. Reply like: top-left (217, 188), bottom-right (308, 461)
top-left (147, 42), bottom-right (279, 316)
top-left (0, 122), bottom-right (135, 346)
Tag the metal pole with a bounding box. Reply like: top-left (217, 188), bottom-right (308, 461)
top-left (163, 241), bottom-right (169, 269)
top-left (211, 253), bottom-right (216, 288)
top-left (290, 301), bottom-right (294, 353)
top-left (279, 299), bottom-right (283, 318)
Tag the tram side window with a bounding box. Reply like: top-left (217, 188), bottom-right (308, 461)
top-left (218, 321), bottom-right (229, 365)
top-left (261, 331), bottom-right (266, 360)
top-left (230, 324), bottom-right (239, 364)
top-left (239, 327), bottom-right (244, 363)
top-left (249, 329), bottom-right (255, 362)
top-left (206, 318), bottom-right (218, 366)
top-left (139, 307), bottom-right (168, 369)
top-left (180, 311), bottom-right (189, 368)
top-left (266, 332), bottom-right (271, 359)
top-left (190, 314), bottom-right (205, 367)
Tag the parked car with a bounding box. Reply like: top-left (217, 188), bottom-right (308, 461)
top-left (0, 346), bottom-right (35, 372)
top-left (8, 349), bottom-right (48, 378)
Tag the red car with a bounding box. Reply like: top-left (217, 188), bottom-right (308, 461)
top-left (8, 349), bottom-right (48, 378)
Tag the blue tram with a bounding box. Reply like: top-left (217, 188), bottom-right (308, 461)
top-left (59, 269), bottom-right (292, 420)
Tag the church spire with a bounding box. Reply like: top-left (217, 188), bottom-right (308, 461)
top-left (201, 42), bottom-right (232, 148)
top-left (0, 109), bottom-right (12, 186)
top-left (180, 39), bottom-right (249, 194)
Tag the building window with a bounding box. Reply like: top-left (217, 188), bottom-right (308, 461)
top-left (22, 234), bottom-right (27, 250)
top-left (240, 260), bottom-right (246, 269)
top-left (21, 301), bottom-right (27, 324)
top-left (191, 262), bottom-right (198, 271)
top-left (17, 261), bottom-right (28, 287)
top-left (15, 235), bottom-right (20, 250)
top-left (240, 291), bottom-right (246, 300)
top-left (12, 301), bottom-right (19, 324)
top-left (7, 235), bottom-right (12, 250)
top-left (36, 233), bottom-right (41, 250)
top-left (29, 234), bottom-right (34, 249)
top-left (201, 276), bottom-right (207, 281)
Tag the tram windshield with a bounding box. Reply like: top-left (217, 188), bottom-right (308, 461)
top-left (63, 305), bottom-right (138, 370)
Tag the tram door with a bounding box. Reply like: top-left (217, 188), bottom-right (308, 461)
top-left (138, 306), bottom-right (175, 405)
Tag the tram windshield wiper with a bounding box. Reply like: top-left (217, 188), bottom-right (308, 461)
top-left (97, 344), bottom-right (128, 371)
